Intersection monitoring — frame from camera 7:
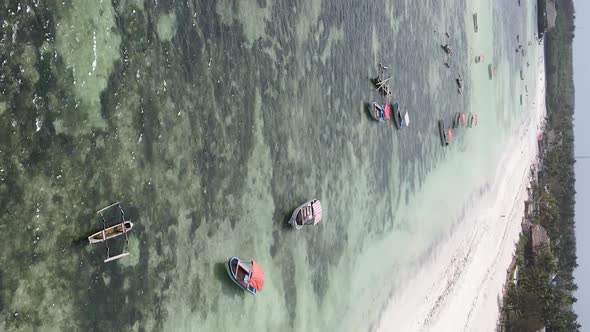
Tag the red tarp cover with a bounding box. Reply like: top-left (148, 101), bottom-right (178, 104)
top-left (312, 201), bottom-right (323, 225)
top-left (384, 104), bottom-right (391, 120)
top-left (447, 128), bottom-right (453, 142)
top-left (461, 113), bottom-right (466, 124)
top-left (249, 260), bottom-right (265, 291)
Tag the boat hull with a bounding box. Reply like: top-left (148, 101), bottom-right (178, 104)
top-left (226, 257), bottom-right (256, 295)
top-left (369, 102), bottom-right (384, 122)
top-left (288, 199), bottom-right (320, 230)
top-left (438, 120), bottom-right (448, 146)
top-left (88, 221), bottom-right (134, 244)
top-left (391, 103), bottom-right (402, 129)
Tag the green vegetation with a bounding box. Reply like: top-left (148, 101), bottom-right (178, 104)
top-left (500, 0), bottom-right (579, 331)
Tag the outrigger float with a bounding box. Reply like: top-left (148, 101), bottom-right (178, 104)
top-left (226, 257), bottom-right (265, 295)
top-left (88, 202), bottom-right (134, 263)
top-left (289, 199), bottom-right (323, 230)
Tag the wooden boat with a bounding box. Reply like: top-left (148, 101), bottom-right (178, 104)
top-left (392, 104), bottom-right (410, 129)
top-left (88, 221), bottom-right (134, 244)
top-left (438, 120), bottom-right (452, 146)
top-left (226, 257), bottom-right (265, 295)
top-left (369, 102), bottom-right (391, 122)
top-left (467, 113), bottom-right (479, 128)
top-left (473, 13), bottom-right (478, 32)
top-left (452, 112), bottom-right (462, 128)
top-left (88, 202), bottom-right (134, 263)
top-left (289, 199), bottom-right (323, 230)
top-left (374, 63), bottom-right (392, 96)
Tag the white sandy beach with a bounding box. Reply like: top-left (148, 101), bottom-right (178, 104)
top-left (375, 44), bottom-right (546, 332)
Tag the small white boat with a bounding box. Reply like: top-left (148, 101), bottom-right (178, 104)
top-left (392, 104), bottom-right (410, 129)
top-left (288, 199), bottom-right (323, 230)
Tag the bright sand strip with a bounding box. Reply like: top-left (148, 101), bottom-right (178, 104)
top-left (376, 55), bottom-right (546, 332)
top-left (376, 2), bottom-right (547, 331)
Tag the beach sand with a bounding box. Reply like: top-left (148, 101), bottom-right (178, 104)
top-left (375, 1), bottom-right (546, 330)
top-left (376, 53), bottom-right (545, 332)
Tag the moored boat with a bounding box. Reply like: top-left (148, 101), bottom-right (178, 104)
top-left (452, 112), bottom-right (462, 128)
top-left (369, 102), bottom-right (391, 122)
top-left (88, 221), bottom-right (134, 244)
top-left (88, 202), bottom-right (134, 263)
top-left (438, 120), bottom-right (452, 146)
top-left (467, 113), bottom-right (479, 128)
top-left (226, 257), bottom-right (265, 295)
top-left (289, 199), bottom-right (323, 230)
top-left (392, 104), bottom-right (410, 129)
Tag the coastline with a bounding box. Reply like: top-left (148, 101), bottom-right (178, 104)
top-left (375, 11), bottom-right (547, 332)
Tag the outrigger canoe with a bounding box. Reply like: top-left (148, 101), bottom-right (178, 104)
top-left (370, 102), bottom-right (391, 122)
top-left (226, 257), bottom-right (265, 295)
top-left (88, 202), bottom-right (134, 263)
top-left (88, 221), bottom-right (134, 244)
top-left (289, 199), bottom-right (323, 230)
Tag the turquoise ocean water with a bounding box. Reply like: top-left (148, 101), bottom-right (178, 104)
top-left (0, 0), bottom-right (537, 330)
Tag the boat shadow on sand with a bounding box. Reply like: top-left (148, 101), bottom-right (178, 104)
top-left (362, 102), bottom-right (373, 121)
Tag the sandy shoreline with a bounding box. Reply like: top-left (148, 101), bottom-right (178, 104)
top-left (375, 38), bottom-right (547, 332)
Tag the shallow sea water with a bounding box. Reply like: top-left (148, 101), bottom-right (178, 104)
top-left (0, 0), bottom-right (536, 331)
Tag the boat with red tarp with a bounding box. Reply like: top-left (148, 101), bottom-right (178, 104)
top-left (439, 120), bottom-right (453, 146)
top-left (226, 257), bottom-right (265, 295)
top-left (289, 199), bottom-right (323, 230)
top-left (370, 102), bottom-right (391, 122)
